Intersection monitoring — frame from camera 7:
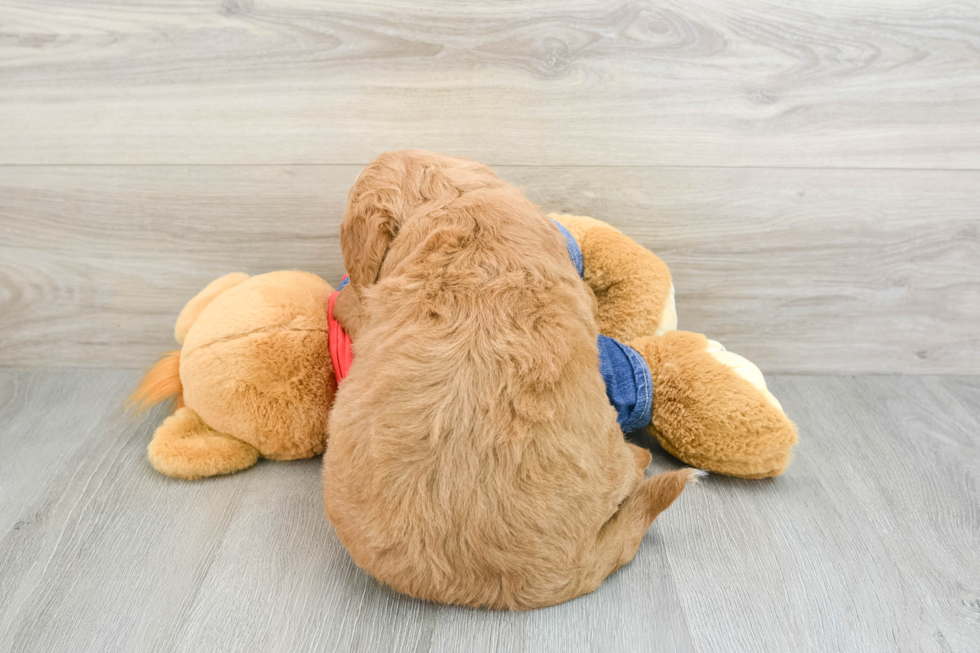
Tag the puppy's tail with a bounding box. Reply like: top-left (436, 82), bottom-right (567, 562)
top-left (127, 350), bottom-right (183, 413)
top-left (641, 468), bottom-right (704, 521)
top-left (571, 468), bottom-right (701, 602)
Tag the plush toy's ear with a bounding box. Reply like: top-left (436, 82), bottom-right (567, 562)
top-left (174, 272), bottom-right (250, 344)
top-left (340, 193), bottom-right (401, 294)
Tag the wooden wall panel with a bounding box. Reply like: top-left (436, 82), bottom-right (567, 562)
top-left (2, 165), bottom-right (977, 372)
top-left (1, 0), bottom-right (978, 167)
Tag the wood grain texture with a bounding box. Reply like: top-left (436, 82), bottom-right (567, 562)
top-left (2, 165), bottom-right (978, 373)
top-left (1, 0), bottom-right (978, 167)
top-left (1, 369), bottom-right (978, 652)
top-left (669, 374), bottom-right (980, 652)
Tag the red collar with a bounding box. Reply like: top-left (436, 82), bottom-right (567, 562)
top-left (326, 280), bottom-right (354, 386)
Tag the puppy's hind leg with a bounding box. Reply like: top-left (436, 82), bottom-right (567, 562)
top-left (574, 468), bottom-right (700, 599)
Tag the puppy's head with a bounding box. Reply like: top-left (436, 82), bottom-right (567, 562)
top-left (340, 150), bottom-right (502, 295)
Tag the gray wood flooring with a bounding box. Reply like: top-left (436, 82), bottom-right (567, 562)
top-left (1, 369), bottom-right (978, 652)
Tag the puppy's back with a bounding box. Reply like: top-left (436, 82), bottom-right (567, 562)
top-left (324, 152), bottom-right (694, 609)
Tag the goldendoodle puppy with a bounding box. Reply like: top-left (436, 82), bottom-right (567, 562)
top-left (324, 150), bottom-right (696, 610)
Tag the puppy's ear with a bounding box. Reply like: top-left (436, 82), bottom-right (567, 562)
top-left (340, 195), bottom-right (400, 293)
top-left (331, 284), bottom-right (363, 339)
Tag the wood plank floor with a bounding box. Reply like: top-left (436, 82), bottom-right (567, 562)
top-left (1, 369), bottom-right (978, 652)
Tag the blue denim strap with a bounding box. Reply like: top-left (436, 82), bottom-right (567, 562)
top-left (597, 335), bottom-right (653, 433)
top-left (554, 220), bottom-right (653, 432)
top-left (337, 274), bottom-right (350, 290)
top-left (552, 219), bottom-right (584, 278)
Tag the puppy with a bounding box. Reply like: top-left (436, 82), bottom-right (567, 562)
top-left (324, 150), bottom-right (696, 610)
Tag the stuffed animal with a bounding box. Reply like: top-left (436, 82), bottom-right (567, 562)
top-left (550, 214), bottom-right (797, 479)
top-left (131, 216), bottom-right (796, 480)
top-left (130, 270), bottom-right (336, 479)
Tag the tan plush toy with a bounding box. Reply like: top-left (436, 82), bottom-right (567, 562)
top-left (131, 270), bottom-right (337, 479)
top-left (132, 216), bottom-right (796, 480)
top-left (550, 214), bottom-right (797, 479)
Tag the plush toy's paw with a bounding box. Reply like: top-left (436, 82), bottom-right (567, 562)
top-left (630, 331), bottom-right (798, 479)
top-left (147, 407), bottom-right (259, 480)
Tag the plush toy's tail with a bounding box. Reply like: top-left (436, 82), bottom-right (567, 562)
top-left (128, 350), bottom-right (183, 413)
